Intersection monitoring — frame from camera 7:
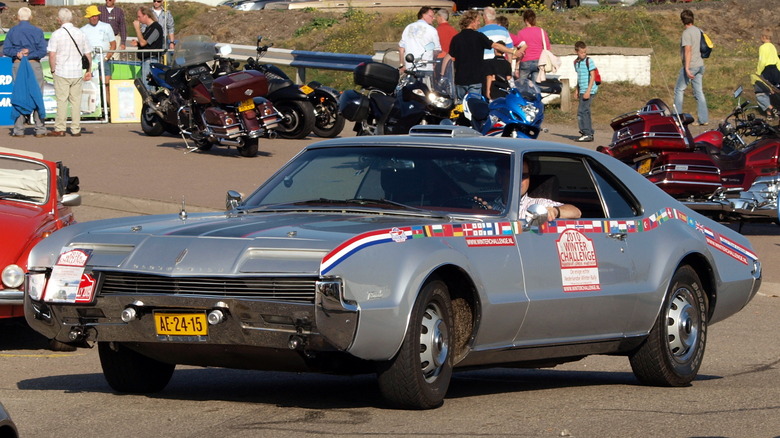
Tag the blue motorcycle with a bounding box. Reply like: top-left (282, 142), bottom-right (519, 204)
top-left (458, 80), bottom-right (545, 139)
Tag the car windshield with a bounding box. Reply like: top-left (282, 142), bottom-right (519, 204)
top-left (242, 146), bottom-right (510, 215)
top-left (0, 156), bottom-right (49, 205)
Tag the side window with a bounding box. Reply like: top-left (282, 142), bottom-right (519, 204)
top-left (587, 160), bottom-right (641, 218)
top-left (526, 153), bottom-right (606, 218)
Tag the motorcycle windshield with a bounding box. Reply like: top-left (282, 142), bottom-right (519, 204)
top-left (172, 35), bottom-right (218, 68)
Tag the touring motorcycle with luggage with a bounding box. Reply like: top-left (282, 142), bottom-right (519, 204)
top-left (240, 37), bottom-right (344, 138)
top-left (600, 88), bottom-right (780, 224)
top-left (454, 79), bottom-right (545, 138)
top-left (338, 54), bottom-right (455, 136)
top-left (135, 36), bottom-right (281, 157)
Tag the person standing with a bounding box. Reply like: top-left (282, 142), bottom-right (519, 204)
top-left (131, 6), bottom-right (163, 92)
top-left (82, 5), bottom-right (116, 106)
top-left (443, 10), bottom-right (521, 102)
top-left (398, 6), bottom-right (440, 87)
top-left (98, 0), bottom-right (126, 59)
top-left (573, 41), bottom-right (597, 142)
top-left (145, 0), bottom-right (175, 52)
top-left (47, 8), bottom-right (93, 137)
top-left (435, 8), bottom-right (457, 97)
top-left (754, 28), bottom-right (780, 119)
top-left (484, 42), bottom-right (513, 101)
top-left (673, 9), bottom-right (708, 126)
top-left (2, 7), bottom-right (48, 138)
top-left (513, 9), bottom-right (550, 84)
top-left (478, 6), bottom-right (513, 60)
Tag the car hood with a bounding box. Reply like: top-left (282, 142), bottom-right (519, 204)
top-left (0, 202), bottom-right (46, 267)
top-left (38, 211), bottom-right (447, 275)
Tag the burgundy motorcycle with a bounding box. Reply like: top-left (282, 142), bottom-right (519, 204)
top-left (600, 88), bottom-right (780, 224)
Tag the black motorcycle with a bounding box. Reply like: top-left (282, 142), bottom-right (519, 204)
top-left (135, 36), bottom-right (281, 157)
top-left (338, 54), bottom-right (454, 136)
top-left (243, 37), bottom-right (345, 139)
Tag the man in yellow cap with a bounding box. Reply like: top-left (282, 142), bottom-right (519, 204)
top-left (81, 5), bottom-right (115, 106)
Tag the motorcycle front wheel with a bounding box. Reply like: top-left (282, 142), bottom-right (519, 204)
top-left (141, 104), bottom-right (165, 136)
top-left (311, 92), bottom-right (346, 138)
top-left (275, 100), bottom-right (315, 139)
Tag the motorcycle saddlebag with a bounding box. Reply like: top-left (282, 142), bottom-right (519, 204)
top-left (354, 62), bottom-right (399, 94)
top-left (213, 70), bottom-right (269, 104)
top-left (338, 89), bottom-right (370, 121)
top-left (646, 152), bottom-right (721, 197)
top-left (609, 102), bottom-right (694, 160)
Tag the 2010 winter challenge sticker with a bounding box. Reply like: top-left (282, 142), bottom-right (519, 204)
top-left (556, 229), bottom-right (600, 293)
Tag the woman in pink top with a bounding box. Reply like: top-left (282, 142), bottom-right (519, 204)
top-left (513, 9), bottom-right (551, 84)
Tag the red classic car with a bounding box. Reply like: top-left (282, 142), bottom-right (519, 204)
top-left (0, 147), bottom-right (79, 319)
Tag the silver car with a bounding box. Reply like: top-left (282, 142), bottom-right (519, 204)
top-left (25, 126), bottom-right (761, 409)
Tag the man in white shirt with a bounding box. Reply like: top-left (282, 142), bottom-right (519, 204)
top-left (398, 6), bottom-right (441, 87)
top-left (81, 5), bottom-right (115, 105)
top-left (47, 8), bottom-right (92, 137)
top-left (479, 7), bottom-right (514, 60)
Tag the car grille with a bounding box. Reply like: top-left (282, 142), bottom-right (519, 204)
top-left (98, 272), bottom-right (317, 303)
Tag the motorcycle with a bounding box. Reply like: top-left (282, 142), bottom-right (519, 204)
top-left (237, 37), bottom-right (326, 139)
top-left (135, 36), bottom-right (281, 157)
top-left (338, 54), bottom-right (455, 136)
top-left (600, 87), bottom-right (780, 224)
top-left (455, 78), bottom-right (545, 138)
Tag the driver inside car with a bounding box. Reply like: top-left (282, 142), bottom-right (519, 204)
top-left (477, 157), bottom-right (582, 221)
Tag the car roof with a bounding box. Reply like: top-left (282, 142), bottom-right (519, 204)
top-left (304, 125), bottom-right (600, 158)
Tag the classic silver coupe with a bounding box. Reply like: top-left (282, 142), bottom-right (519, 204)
top-left (25, 126), bottom-right (761, 409)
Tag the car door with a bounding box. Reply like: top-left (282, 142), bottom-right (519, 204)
top-left (512, 153), bottom-right (643, 346)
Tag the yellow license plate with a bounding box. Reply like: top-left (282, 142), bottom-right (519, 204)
top-left (238, 98), bottom-right (255, 112)
top-left (154, 312), bottom-right (208, 336)
top-left (637, 158), bottom-right (652, 175)
top-left (300, 84), bottom-right (314, 94)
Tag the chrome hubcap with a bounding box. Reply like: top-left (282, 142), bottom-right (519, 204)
top-left (666, 288), bottom-right (700, 363)
top-left (419, 302), bottom-right (449, 383)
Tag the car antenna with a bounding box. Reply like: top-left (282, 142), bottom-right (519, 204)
top-left (179, 196), bottom-right (188, 220)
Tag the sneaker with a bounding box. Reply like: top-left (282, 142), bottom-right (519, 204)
top-left (697, 122), bottom-right (709, 126)
top-left (576, 135), bottom-right (594, 142)
top-left (10, 133), bottom-right (25, 138)
top-left (46, 130), bottom-right (66, 137)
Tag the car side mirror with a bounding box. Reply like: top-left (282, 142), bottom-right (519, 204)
top-left (62, 193), bottom-right (81, 207)
top-left (524, 203), bottom-right (549, 229)
top-left (226, 190), bottom-right (242, 210)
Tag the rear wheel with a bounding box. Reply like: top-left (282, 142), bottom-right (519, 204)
top-left (377, 277), bottom-right (453, 409)
top-left (140, 104), bottom-right (165, 136)
top-left (98, 342), bottom-right (175, 393)
top-left (238, 137), bottom-right (259, 157)
top-left (311, 92), bottom-right (346, 138)
top-left (275, 100), bottom-right (315, 139)
top-left (629, 265), bottom-right (708, 386)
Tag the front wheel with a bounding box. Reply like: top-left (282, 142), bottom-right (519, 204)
top-left (238, 137), bottom-right (259, 157)
top-left (377, 277), bottom-right (454, 409)
top-left (629, 265), bottom-right (708, 386)
top-left (311, 92), bottom-right (346, 138)
top-left (98, 342), bottom-right (175, 393)
top-left (140, 104), bottom-right (165, 136)
top-left (274, 100), bottom-right (315, 139)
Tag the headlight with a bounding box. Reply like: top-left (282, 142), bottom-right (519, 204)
top-left (2, 265), bottom-right (25, 289)
top-left (521, 104), bottom-right (540, 123)
top-left (428, 93), bottom-right (452, 109)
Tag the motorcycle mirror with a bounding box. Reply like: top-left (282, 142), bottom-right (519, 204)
top-left (257, 36), bottom-right (263, 43)
top-left (405, 53), bottom-right (415, 63)
top-left (218, 45), bottom-right (232, 57)
top-left (733, 86), bottom-right (743, 98)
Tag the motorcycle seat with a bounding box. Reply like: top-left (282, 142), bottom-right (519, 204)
top-left (695, 142), bottom-right (746, 171)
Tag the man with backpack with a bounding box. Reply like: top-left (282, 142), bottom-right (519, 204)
top-left (574, 40), bottom-right (598, 142)
top-left (673, 9), bottom-right (708, 126)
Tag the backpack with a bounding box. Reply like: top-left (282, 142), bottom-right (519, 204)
top-left (700, 30), bottom-right (713, 59)
top-left (575, 57), bottom-right (601, 86)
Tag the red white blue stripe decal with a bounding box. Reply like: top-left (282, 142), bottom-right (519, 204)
top-left (319, 207), bottom-right (758, 274)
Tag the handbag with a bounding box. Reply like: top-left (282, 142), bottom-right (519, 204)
top-left (63, 28), bottom-right (91, 71)
top-left (537, 29), bottom-right (560, 74)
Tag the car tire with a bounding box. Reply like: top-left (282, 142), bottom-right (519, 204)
top-left (98, 342), bottom-right (175, 393)
top-left (140, 104), bottom-right (165, 136)
top-left (238, 137), bottom-right (259, 157)
top-left (377, 277), bottom-right (454, 409)
top-left (274, 100), bottom-right (315, 139)
top-left (629, 265), bottom-right (708, 386)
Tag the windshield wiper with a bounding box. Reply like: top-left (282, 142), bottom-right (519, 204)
top-left (0, 191), bottom-right (41, 202)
